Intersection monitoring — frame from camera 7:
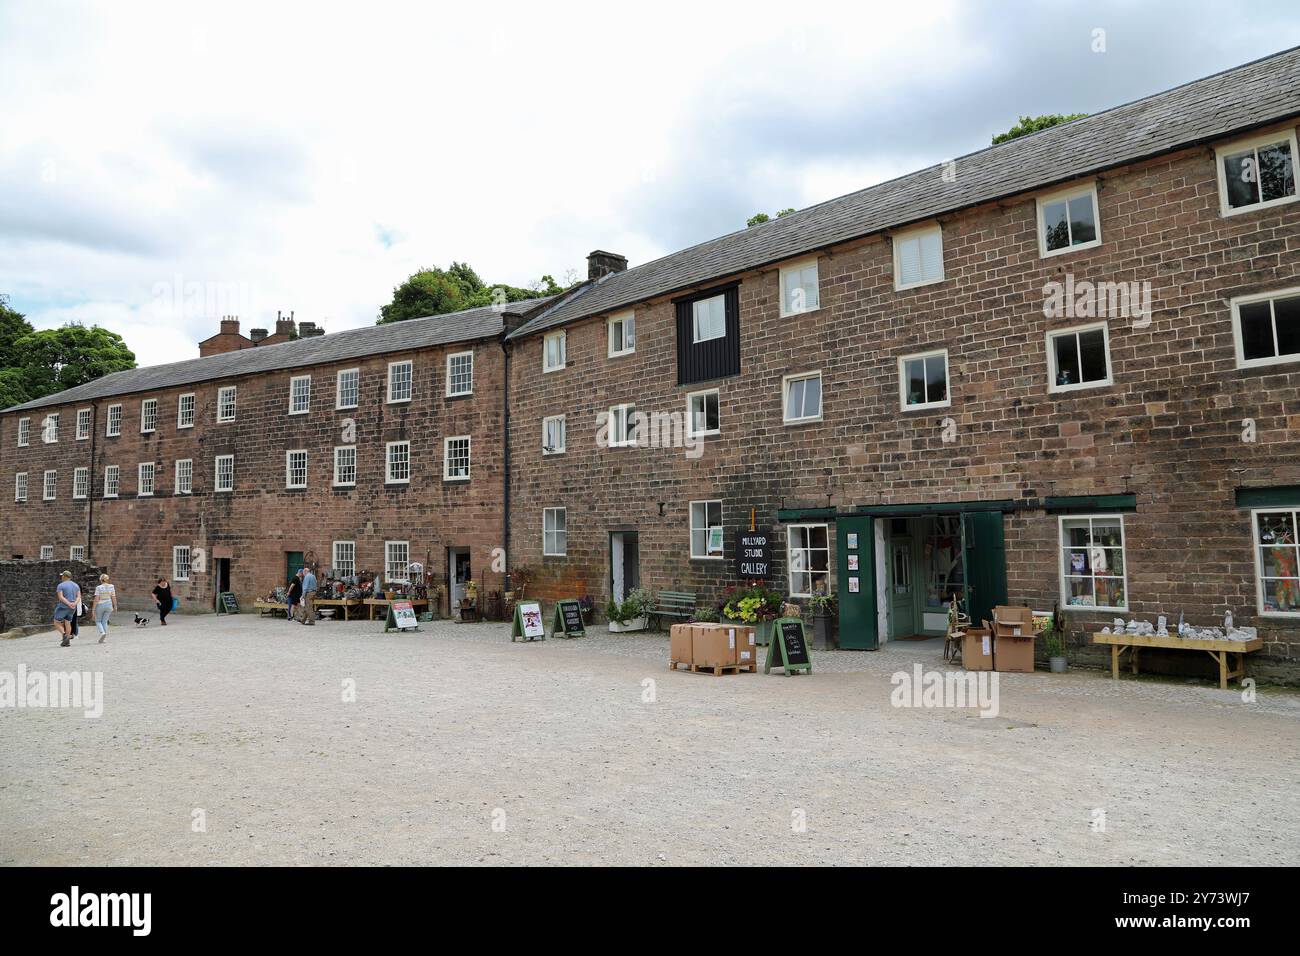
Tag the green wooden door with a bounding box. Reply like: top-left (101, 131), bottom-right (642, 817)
top-left (836, 517), bottom-right (878, 650)
top-left (285, 551), bottom-right (304, 586)
top-left (962, 511), bottom-right (1007, 626)
top-left (887, 537), bottom-right (915, 639)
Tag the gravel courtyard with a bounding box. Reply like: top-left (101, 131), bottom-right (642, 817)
top-left (2, 612), bottom-right (1298, 866)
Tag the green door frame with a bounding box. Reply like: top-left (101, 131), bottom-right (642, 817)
top-left (836, 516), bottom-right (877, 650)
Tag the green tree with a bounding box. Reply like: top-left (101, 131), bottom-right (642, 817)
top-left (376, 263), bottom-right (567, 325)
top-left (8, 323), bottom-right (136, 402)
top-left (0, 294), bottom-right (34, 357)
top-left (747, 208), bottom-right (796, 227)
top-left (992, 113), bottom-right (1088, 145)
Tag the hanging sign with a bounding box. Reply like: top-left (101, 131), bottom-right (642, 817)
top-left (551, 599), bottom-right (586, 638)
top-left (385, 600), bottom-right (419, 632)
top-left (512, 601), bottom-right (546, 642)
top-left (736, 528), bottom-right (771, 579)
top-left (765, 617), bottom-right (813, 675)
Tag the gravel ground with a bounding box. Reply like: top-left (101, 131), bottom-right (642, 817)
top-left (2, 612), bottom-right (1298, 866)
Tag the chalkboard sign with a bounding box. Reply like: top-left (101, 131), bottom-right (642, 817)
top-left (218, 592), bottom-right (239, 614)
top-left (765, 617), bottom-right (813, 675)
top-left (736, 529), bottom-right (771, 579)
top-left (512, 601), bottom-right (546, 642)
top-left (551, 599), bottom-right (586, 638)
top-left (385, 600), bottom-right (419, 632)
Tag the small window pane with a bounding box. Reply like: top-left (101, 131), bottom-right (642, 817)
top-left (1078, 329), bottom-right (1108, 382)
top-left (1043, 199), bottom-right (1070, 251)
top-left (1224, 149), bottom-right (1261, 209)
top-left (1239, 301), bottom-right (1275, 360)
top-left (692, 295), bottom-right (726, 342)
top-left (925, 356), bottom-right (947, 403)
top-left (905, 359), bottom-right (925, 405)
top-left (1053, 334), bottom-right (1082, 386)
top-left (1258, 142), bottom-right (1295, 203)
top-left (1274, 295), bottom-right (1300, 358)
top-left (1067, 195), bottom-right (1097, 245)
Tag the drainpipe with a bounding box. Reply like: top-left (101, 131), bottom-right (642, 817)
top-left (500, 338), bottom-right (512, 591)
top-left (85, 403), bottom-right (98, 561)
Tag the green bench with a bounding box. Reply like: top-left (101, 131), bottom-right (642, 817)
top-left (650, 591), bottom-right (696, 630)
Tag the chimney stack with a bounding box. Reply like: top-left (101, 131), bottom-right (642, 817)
top-left (275, 309), bottom-right (296, 338)
top-left (298, 321), bottom-right (325, 338)
top-left (249, 328), bottom-right (268, 343)
top-left (220, 315), bottom-right (241, 336)
top-left (587, 250), bottom-right (628, 282)
top-left (199, 314), bottom-right (253, 357)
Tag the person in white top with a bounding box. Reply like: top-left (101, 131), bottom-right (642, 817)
top-left (93, 573), bottom-right (118, 643)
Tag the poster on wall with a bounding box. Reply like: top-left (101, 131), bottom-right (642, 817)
top-left (1070, 552), bottom-right (1087, 573)
top-left (846, 533), bottom-right (859, 550)
top-left (848, 576), bottom-right (860, 593)
top-left (847, 554), bottom-right (859, 571)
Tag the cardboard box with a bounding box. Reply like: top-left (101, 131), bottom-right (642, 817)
top-left (992, 605), bottom-right (1034, 638)
top-left (733, 625), bottom-right (756, 665)
top-left (692, 623), bottom-right (738, 668)
top-left (962, 627), bottom-right (994, 671)
top-left (994, 634), bottom-right (1035, 673)
top-left (670, 623), bottom-right (694, 664)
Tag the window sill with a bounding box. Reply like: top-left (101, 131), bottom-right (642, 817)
top-left (1220, 193), bottom-right (1298, 218)
top-left (900, 400), bottom-right (951, 413)
top-left (445, 391), bottom-right (473, 400)
top-left (1040, 239), bottom-right (1102, 260)
top-left (779, 306), bottom-right (825, 320)
top-left (336, 405), bottom-right (359, 412)
top-left (1060, 605), bottom-right (1127, 613)
top-left (893, 276), bottom-right (946, 293)
top-left (386, 398), bottom-right (413, 405)
top-left (608, 350), bottom-right (636, 360)
top-left (443, 477), bottom-right (470, 484)
top-left (783, 417), bottom-right (824, 427)
top-left (1048, 380), bottom-right (1112, 395)
top-left (384, 481), bottom-right (410, 488)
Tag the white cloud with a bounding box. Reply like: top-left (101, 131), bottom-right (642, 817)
top-left (1, 0), bottom-right (1297, 366)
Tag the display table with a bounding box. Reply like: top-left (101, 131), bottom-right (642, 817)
top-left (315, 598), bottom-right (364, 621)
top-left (254, 599), bottom-right (288, 617)
top-left (364, 598), bottom-right (428, 620)
top-left (1091, 632), bottom-right (1263, 689)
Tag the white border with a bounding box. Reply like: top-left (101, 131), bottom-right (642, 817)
top-left (897, 349), bottom-right (951, 410)
top-left (1036, 182), bottom-right (1102, 259)
top-left (892, 224), bottom-right (945, 291)
top-left (1046, 320), bottom-right (1112, 393)
top-left (1057, 513), bottom-right (1129, 612)
top-left (1215, 127), bottom-right (1300, 218)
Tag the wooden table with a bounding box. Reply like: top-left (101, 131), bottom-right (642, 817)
top-left (315, 598), bottom-right (363, 621)
top-left (1091, 632), bottom-right (1263, 688)
top-left (364, 598), bottom-right (429, 620)
top-left (254, 599), bottom-right (288, 617)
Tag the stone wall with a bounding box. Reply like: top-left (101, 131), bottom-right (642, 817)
top-left (0, 559), bottom-right (104, 632)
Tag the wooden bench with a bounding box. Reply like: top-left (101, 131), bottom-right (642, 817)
top-left (1091, 631), bottom-right (1264, 689)
top-left (649, 591), bottom-right (696, 630)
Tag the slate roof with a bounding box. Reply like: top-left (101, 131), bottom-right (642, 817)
top-left (4, 297), bottom-right (554, 413)
top-left (509, 45), bottom-right (1300, 341)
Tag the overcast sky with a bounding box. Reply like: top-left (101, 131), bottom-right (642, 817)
top-left (2, 0), bottom-right (1298, 368)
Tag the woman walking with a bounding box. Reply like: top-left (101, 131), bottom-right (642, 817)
top-left (93, 573), bottom-right (118, 643)
top-left (53, 571), bottom-right (80, 647)
top-left (152, 577), bottom-right (173, 626)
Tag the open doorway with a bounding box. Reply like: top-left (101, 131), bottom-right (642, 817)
top-left (213, 557), bottom-right (231, 609)
top-left (884, 516), bottom-right (966, 640)
top-left (609, 531), bottom-right (640, 603)
top-left (448, 547), bottom-right (471, 616)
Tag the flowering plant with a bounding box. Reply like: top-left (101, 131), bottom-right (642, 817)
top-left (719, 581), bottom-right (783, 623)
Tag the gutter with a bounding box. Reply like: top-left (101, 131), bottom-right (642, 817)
top-left (85, 403), bottom-right (98, 560)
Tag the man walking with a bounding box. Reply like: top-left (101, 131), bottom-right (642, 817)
top-left (53, 571), bottom-right (81, 647)
top-left (299, 566), bottom-right (317, 625)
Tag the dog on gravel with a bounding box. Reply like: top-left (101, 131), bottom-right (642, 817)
top-left (133, 614), bottom-right (150, 627)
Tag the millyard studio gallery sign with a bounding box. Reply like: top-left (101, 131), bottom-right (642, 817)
top-left (736, 528), bottom-right (771, 579)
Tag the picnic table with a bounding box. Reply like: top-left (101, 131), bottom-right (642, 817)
top-left (254, 599), bottom-right (288, 617)
top-left (314, 598), bottom-right (363, 621)
top-left (1091, 631), bottom-right (1263, 689)
top-left (364, 597), bottom-right (429, 620)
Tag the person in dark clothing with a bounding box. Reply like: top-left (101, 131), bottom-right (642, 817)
top-left (152, 578), bottom-right (173, 625)
top-left (285, 574), bottom-right (303, 623)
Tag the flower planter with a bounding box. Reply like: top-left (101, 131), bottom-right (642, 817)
top-left (752, 618), bottom-right (777, 646)
top-left (812, 613), bottom-right (837, 650)
top-left (608, 616), bottom-right (648, 632)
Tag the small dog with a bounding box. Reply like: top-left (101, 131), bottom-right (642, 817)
top-left (133, 614), bottom-right (150, 628)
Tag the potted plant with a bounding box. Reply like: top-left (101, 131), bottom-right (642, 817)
top-left (690, 606), bottom-right (720, 623)
top-left (1037, 609), bottom-right (1068, 673)
top-left (807, 593), bottom-right (838, 649)
top-left (719, 581), bottom-right (784, 645)
top-left (607, 587), bottom-right (653, 632)
top-left (578, 594), bottom-right (595, 623)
